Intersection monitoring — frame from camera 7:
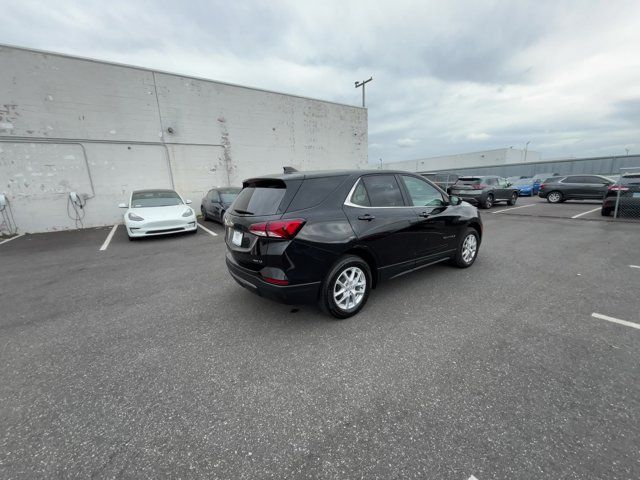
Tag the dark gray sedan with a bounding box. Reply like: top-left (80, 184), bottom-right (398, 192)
top-left (200, 187), bottom-right (241, 223)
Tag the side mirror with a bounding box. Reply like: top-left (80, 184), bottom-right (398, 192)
top-left (185, 199), bottom-right (192, 205)
top-left (450, 195), bottom-right (463, 206)
top-left (118, 203), bottom-right (128, 208)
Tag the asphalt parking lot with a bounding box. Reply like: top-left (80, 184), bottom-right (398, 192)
top-left (489, 194), bottom-right (640, 222)
top-left (1, 212), bottom-right (639, 479)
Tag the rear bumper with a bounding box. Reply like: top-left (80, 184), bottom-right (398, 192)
top-left (603, 197), bottom-right (640, 210)
top-left (226, 254), bottom-right (321, 305)
top-left (453, 193), bottom-right (482, 205)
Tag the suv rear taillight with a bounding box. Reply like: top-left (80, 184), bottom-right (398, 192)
top-left (608, 185), bottom-right (629, 192)
top-left (539, 184), bottom-right (546, 190)
top-left (249, 219), bottom-right (306, 239)
top-left (472, 184), bottom-right (487, 190)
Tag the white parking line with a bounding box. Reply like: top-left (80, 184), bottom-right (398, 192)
top-left (492, 204), bottom-right (535, 214)
top-left (591, 313), bottom-right (640, 330)
top-left (198, 223), bottom-right (218, 237)
top-left (629, 265), bottom-right (640, 269)
top-left (468, 476), bottom-right (479, 480)
top-left (0, 233), bottom-right (24, 245)
top-left (99, 224), bottom-right (118, 251)
top-left (571, 207), bottom-right (601, 219)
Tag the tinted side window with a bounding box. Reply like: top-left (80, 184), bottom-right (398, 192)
top-left (350, 181), bottom-right (371, 206)
top-left (498, 178), bottom-right (509, 187)
top-left (563, 176), bottom-right (581, 183)
top-left (287, 176), bottom-right (348, 212)
top-left (401, 175), bottom-right (444, 206)
top-left (581, 176), bottom-right (606, 184)
top-left (485, 178), bottom-right (496, 186)
top-left (362, 175), bottom-right (405, 207)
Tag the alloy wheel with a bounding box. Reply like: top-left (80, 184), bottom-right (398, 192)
top-left (485, 195), bottom-right (493, 208)
top-left (461, 234), bottom-right (477, 264)
top-left (548, 192), bottom-right (561, 203)
top-left (333, 266), bottom-right (367, 311)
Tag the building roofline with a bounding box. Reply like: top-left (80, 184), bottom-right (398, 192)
top-left (0, 43), bottom-right (366, 111)
top-left (417, 153), bottom-right (640, 174)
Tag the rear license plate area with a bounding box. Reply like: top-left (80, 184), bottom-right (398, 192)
top-left (232, 230), bottom-right (243, 246)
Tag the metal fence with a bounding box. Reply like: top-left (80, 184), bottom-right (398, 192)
top-left (609, 167), bottom-right (640, 221)
top-left (420, 154), bottom-right (640, 180)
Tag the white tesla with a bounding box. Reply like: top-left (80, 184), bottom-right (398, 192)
top-left (119, 189), bottom-right (197, 240)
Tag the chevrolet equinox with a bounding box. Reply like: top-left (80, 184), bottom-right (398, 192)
top-left (225, 170), bottom-right (482, 318)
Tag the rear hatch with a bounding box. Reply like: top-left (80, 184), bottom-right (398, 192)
top-left (225, 174), bottom-right (349, 276)
top-left (606, 174), bottom-right (640, 199)
top-left (451, 177), bottom-right (483, 193)
top-left (224, 178), bottom-right (300, 271)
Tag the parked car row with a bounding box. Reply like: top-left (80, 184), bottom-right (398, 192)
top-left (115, 169), bottom-right (637, 319)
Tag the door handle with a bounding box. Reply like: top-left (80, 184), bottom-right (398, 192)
top-left (418, 212), bottom-right (430, 218)
top-left (357, 214), bottom-right (375, 221)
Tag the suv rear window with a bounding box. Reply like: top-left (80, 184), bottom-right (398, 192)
top-left (620, 174), bottom-right (640, 185)
top-left (233, 180), bottom-right (286, 216)
top-left (287, 176), bottom-right (347, 212)
top-left (457, 177), bottom-right (481, 184)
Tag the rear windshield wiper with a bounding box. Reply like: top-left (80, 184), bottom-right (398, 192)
top-left (233, 209), bottom-right (254, 215)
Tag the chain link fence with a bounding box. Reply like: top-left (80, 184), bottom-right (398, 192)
top-left (604, 167), bottom-right (640, 221)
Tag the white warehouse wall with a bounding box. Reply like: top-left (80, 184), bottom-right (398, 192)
top-left (382, 148), bottom-right (542, 173)
top-left (0, 45), bottom-right (367, 234)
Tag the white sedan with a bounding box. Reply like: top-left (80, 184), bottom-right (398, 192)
top-left (119, 189), bottom-right (197, 240)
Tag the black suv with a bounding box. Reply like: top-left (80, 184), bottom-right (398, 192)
top-left (449, 176), bottom-right (519, 208)
top-left (601, 173), bottom-right (640, 216)
top-left (224, 170), bottom-right (482, 318)
top-left (538, 175), bottom-right (613, 203)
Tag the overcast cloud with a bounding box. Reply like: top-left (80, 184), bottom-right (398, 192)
top-left (3, 0), bottom-right (639, 163)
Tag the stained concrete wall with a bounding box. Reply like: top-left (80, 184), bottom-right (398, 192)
top-left (0, 45), bottom-right (367, 233)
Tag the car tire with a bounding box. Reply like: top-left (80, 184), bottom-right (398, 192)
top-left (452, 227), bottom-right (479, 268)
top-left (547, 191), bottom-right (563, 203)
top-left (601, 207), bottom-right (611, 216)
top-left (128, 235), bottom-right (136, 242)
top-left (507, 192), bottom-right (518, 206)
top-left (201, 206), bottom-right (208, 220)
top-left (319, 255), bottom-right (372, 319)
top-left (482, 194), bottom-right (494, 209)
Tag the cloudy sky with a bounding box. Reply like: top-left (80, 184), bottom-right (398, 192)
top-left (3, 0), bottom-right (639, 163)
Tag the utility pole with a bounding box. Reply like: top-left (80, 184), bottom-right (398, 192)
top-left (625, 148), bottom-right (630, 156)
top-left (355, 77), bottom-right (373, 107)
top-left (523, 140), bottom-right (531, 162)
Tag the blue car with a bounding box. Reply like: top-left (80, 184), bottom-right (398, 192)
top-left (511, 178), bottom-right (540, 196)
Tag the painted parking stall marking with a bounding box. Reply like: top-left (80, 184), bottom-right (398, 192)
top-left (492, 204), bottom-right (535, 214)
top-left (0, 233), bottom-right (24, 245)
top-left (591, 313), bottom-right (640, 330)
top-left (571, 207), bottom-right (601, 219)
top-left (99, 225), bottom-right (118, 251)
top-left (630, 265), bottom-right (640, 269)
top-left (198, 223), bottom-right (218, 237)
